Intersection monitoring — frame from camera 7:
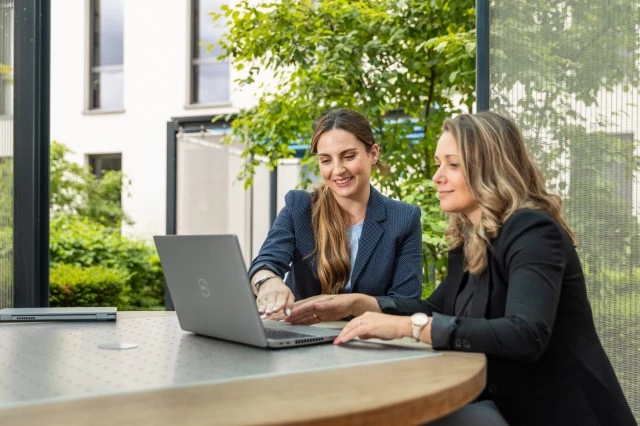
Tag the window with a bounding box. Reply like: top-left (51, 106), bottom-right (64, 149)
top-left (0, 1), bottom-right (13, 116)
top-left (88, 153), bottom-right (123, 211)
top-left (88, 153), bottom-right (121, 177)
top-left (190, 0), bottom-right (230, 105)
top-left (89, 0), bottom-right (123, 111)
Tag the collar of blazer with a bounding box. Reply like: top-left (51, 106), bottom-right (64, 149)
top-left (443, 209), bottom-right (554, 318)
top-left (363, 186), bottom-right (387, 223)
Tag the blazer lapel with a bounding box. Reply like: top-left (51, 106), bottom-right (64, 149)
top-left (350, 187), bottom-right (385, 287)
top-left (470, 268), bottom-right (490, 318)
top-left (444, 249), bottom-right (466, 315)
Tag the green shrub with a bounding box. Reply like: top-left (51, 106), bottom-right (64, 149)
top-left (50, 141), bottom-right (133, 227)
top-left (50, 263), bottom-right (131, 308)
top-left (50, 215), bottom-right (164, 309)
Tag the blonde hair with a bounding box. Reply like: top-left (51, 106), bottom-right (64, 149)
top-left (441, 111), bottom-right (577, 274)
top-left (309, 109), bottom-right (388, 293)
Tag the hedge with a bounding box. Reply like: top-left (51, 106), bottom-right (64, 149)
top-left (50, 263), bottom-right (131, 308)
top-left (50, 216), bottom-right (164, 309)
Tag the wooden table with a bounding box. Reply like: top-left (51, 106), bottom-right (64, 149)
top-left (0, 311), bottom-right (486, 425)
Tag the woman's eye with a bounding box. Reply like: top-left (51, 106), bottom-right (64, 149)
top-left (450, 163), bottom-right (460, 168)
top-left (344, 154), bottom-right (356, 160)
top-left (320, 159), bottom-right (331, 164)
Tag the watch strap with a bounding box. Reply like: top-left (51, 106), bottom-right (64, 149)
top-left (254, 274), bottom-right (278, 290)
top-left (412, 315), bottom-right (430, 342)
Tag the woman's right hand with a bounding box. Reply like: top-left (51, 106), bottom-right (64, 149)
top-left (256, 279), bottom-right (295, 318)
top-left (333, 312), bottom-right (413, 344)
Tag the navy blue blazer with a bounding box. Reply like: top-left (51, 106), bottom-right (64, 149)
top-left (248, 186), bottom-right (422, 300)
top-left (377, 209), bottom-right (635, 425)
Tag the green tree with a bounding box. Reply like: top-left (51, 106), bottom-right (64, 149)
top-left (50, 141), bottom-right (132, 228)
top-left (210, 0), bottom-right (476, 290)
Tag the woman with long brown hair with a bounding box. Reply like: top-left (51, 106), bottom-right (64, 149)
top-left (292, 111), bottom-right (634, 425)
top-left (249, 109), bottom-right (423, 318)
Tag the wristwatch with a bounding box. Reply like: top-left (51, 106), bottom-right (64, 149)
top-left (253, 274), bottom-right (278, 290)
top-left (410, 313), bottom-right (430, 342)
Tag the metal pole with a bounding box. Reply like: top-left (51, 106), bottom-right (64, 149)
top-left (476, 0), bottom-right (490, 112)
top-left (164, 119), bottom-right (178, 310)
top-left (13, 0), bottom-right (50, 307)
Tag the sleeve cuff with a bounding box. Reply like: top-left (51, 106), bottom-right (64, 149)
top-left (374, 296), bottom-right (399, 314)
top-left (248, 263), bottom-right (281, 281)
top-left (431, 312), bottom-right (458, 349)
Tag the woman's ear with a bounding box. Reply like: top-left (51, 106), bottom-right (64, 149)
top-left (370, 144), bottom-right (380, 164)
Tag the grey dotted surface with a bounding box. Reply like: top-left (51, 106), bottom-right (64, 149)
top-left (0, 316), bottom-right (436, 408)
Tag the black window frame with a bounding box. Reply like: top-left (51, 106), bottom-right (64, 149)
top-left (13, 0), bottom-right (50, 307)
top-left (88, 152), bottom-right (122, 178)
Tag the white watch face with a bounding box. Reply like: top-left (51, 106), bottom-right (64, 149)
top-left (411, 313), bottom-right (428, 326)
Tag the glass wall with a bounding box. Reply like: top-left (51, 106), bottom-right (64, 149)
top-left (175, 130), bottom-right (314, 265)
top-left (488, 1), bottom-right (640, 419)
top-left (0, 0), bottom-right (13, 308)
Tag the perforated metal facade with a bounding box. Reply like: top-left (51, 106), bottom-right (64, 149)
top-left (485, 1), bottom-right (640, 419)
top-left (0, 0), bottom-right (13, 309)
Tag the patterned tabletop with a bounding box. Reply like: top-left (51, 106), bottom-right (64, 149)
top-left (0, 315), bottom-right (437, 409)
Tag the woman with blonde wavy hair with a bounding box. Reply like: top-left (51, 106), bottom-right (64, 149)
top-left (291, 111), bottom-right (634, 425)
top-left (248, 109), bottom-right (422, 319)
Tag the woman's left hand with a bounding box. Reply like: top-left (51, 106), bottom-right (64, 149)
top-left (333, 312), bottom-right (411, 344)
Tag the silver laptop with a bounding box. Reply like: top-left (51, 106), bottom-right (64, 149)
top-left (153, 234), bottom-right (340, 349)
top-left (0, 307), bottom-right (117, 322)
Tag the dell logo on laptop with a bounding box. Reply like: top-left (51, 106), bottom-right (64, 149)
top-left (197, 278), bottom-right (211, 297)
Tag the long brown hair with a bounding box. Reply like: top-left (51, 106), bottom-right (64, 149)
top-left (442, 111), bottom-right (577, 274)
top-left (309, 109), bottom-right (388, 293)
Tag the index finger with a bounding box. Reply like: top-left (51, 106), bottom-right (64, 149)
top-left (334, 318), bottom-right (364, 345)
top-left (284, 291), bottom-right (295, 316)
top-left (292, 297), bottom-right (317, 310)
top-left (288, 299), bottom-right (317, 320)
top-left (270, 291), bottom-right (289, 313)
top-left (265, 288), bottom-right (295, 317)
top-left (256, 294), bottom-right (271, 314)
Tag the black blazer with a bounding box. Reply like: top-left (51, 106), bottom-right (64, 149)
top-left (248, 187), bottom-right (423, 300)
top-left (378, 209), bottom-right (635, 425)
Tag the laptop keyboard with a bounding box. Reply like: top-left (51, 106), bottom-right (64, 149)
top-left (264, 328), bottom-right (314, 340)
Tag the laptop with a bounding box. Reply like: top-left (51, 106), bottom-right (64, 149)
top-left (153, 234), bottom-right (341, 348)
top-left (0, 307), bottom-right (117, 322)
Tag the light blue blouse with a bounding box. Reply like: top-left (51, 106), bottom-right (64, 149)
top-left (344, 221), bottom-right (364, 292)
